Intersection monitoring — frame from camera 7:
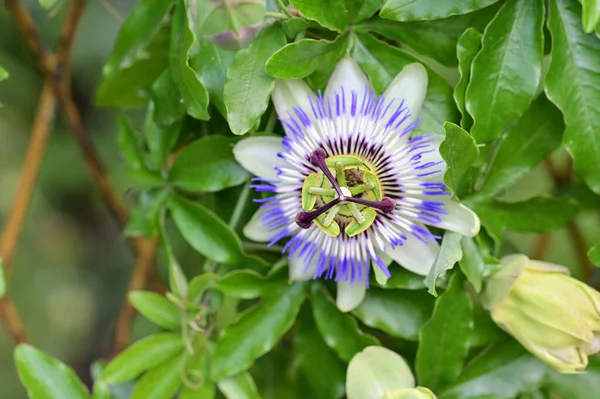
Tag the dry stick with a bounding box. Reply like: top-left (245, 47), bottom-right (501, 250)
top-left (0, 83), bottom-right (56, 345)
top-left (112, 237), bottom-right (159, 356)
top-left (0, 0), bottom-right (87, 345)
top-left (3, 0), bottom-right (155, 349)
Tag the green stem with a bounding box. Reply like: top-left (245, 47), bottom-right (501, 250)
top-left (229, 182), bottom-right (251, 231)
top-left (265, 109), bottom-right (278, 134)
top-left (276, 0), bottom-right (295, 17)
top-left (265, 11), bottom-right (289, 19)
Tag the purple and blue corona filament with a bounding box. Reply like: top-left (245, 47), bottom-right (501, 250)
top-left (250, 85), bottom-right (449, 285)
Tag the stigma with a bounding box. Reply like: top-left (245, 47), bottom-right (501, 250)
top-left (295, 148), bottom-right (396, 237)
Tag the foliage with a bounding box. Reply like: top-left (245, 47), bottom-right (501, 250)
top-left (3, 0), bottom-right (600, 398)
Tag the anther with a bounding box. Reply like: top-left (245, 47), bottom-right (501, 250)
top-left (295, 198), bottom-right (341, 229)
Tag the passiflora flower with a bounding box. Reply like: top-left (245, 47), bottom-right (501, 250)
top-left (483, 254), bottom-right (600, 373)
top-left (233, 57), bottom-right (479, 311)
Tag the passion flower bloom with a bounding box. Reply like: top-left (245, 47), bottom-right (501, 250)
top-left (234, 57), bottom-right (479, 311)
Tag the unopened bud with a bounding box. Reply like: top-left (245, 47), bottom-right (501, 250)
top-left (483, 254), bottom-right (600, 373)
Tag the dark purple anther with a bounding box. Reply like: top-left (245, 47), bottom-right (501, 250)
top-left (295, 198), bottom-right (341, 229)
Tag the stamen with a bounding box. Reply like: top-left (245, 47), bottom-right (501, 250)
top-left (335, 161), bottom-right (346, 186)
top-left (346, 197), bottom-right (396, 213)
top-left (296, 198), bottom-right (341, 229)
top-left (349, 181), bottom-right (375, 196)
top-left (347, 202), bottom-right (366, 224)
top-left (308, 187), bottom-right (336, 196)
top-left (323, 204), bottom-right (342, 227)
top-left (310, 148), bottom-right (343, 197)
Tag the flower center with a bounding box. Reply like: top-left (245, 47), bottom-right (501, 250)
top-left (295, 148), bottom-right (396, 237)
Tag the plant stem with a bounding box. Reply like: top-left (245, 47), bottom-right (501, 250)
top-left (243, 242), bottom-right (285, 254)
top-left (265, 11), bottom-right (289, 19)
top-left (265, 109), bottom-right (278, 134)
top-left (229, 183), bottom-right (251, 231)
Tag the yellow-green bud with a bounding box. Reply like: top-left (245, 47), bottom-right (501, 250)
top-left (483, 254), bottom-right (600, 373)
top-left (381, 387), bottom-right (438, 399)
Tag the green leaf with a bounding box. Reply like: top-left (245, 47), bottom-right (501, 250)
top-left (346, 346), bottom-right (415, 399)
top-left (129, 355), bottom-right (183, 399)
top-left (211, 284), bottom-right (306, 379)
top-left (358, 5), bottom-right (498, 68)
top-left (440, 122), bottom-right (479, 197)
top-left (188, 36), bottom-right (236, 117)
top-left (582, 0), bottom-right (600, 32)
top-left (215, 270), bottom-right (287, 299)
top-left (265, 35), bottom-right (349, 79)
top-left (180, 382), bottom-right (215, 399)
top-left (351, 31), bottom-right (458, 135)
top-left (454, 28), bottom-right (482, 127)
top-left (117, 115), bottom-right (146, 171)
top-left (168, 194), bottom-right (245, 264)
top-left (424, 232), bottom-right (463, 296)
top-left (92, 381), bottom-right (111, 399)
top-left (310, 283), bottom-right (379, 362)
top-left (294, 308), bottom-right (346, 399)
top-left (100, 333), bottom-right (184, 384)
top-left (545, 0), bottom-right (600, 194)
top-left (543, 356), bottom-right (600, 398)
top-left (225, 25), bottom-right (286, 135)
top-left (459, 237), bottom-right (485, 293)
top-left (151, 68), bottom-right (184, 127)
top-left (0, 66), bottom-right (8, 82)
top-left (290, 0), bottom-right (383, 31)
top-left (39, 0), bottom-right (59, 8)
top-left (381, 0), bottom-right (501, 21)
top-left (353, 289), bottom-right (435, 341)
top-left (472, 196), bottom-right (580, 238)
top-left (170, 0), bottom-right (210, 120)
top-left (188, 273), bottom-right (218, 304)
top-left (145, 101), bottom-right (181, 168)
top-left (474, 95), bottom-right (564, 200)
top-left (438, 341), bottom-right (546, 399)
top-left (589, 242), bottom-right (600, 267)
top-left (0, 259), bottom-right (5, 298)
top-left (191, 0), bottom-right (265, 37)
top-left (159, 226), bottom-right (189, 299)
top-left (416, 274), bottom-right (473, 390)
top-left (379, 267), bottom-right (427, 290)
top-left (96, 0), bottom-right (172, 107)
top-left (217, 372), bottom-right (263, 399)
top-left (168, 136), bottom-right (249, 192)
top-left (466, 0), bottom-right (544, 143)
top-left (124, 189), bottom-right (170, 238)
top-left (129, 291), bottom-right (181, 330)
top-left (14, 344), bottom-right (91, 399)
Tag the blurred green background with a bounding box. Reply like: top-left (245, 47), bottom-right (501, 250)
top-left (1, 1), bottom-right (599, 398)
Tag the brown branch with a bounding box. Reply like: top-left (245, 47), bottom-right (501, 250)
top-left (544, 157), bottom-right (594, 277)
top-left (5, 0), bottom-right (159, 354)
top-left (0, 82), bottom-right (56, 345)
top-left (530, 233), bottom-right (551, 260)
top-left (112, 237), bottom-right (159, 356)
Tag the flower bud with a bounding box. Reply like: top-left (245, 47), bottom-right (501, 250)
top-left (346, 346), bottom-right (438, 399)
top-left (381, 387), bottom-right (438, 399)
top-left (483, 254), bottom-right (600, 373)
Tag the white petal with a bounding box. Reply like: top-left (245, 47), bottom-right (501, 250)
top-left (386, 235), bottom-right (440, 276)
top-left (325, 56), bottom-right (372, 101)
top-left (243, 208), bottom-right (272, 242)
top-left (289, 253), bottom-right (317, 282)
top-left (438, 201), bottom-right (480, 237)
top-left (336, 280), bottom-right (367, 312)
top-left (272, 79), bottom-right (316, 125)
top-left (233, 136), bottom-right (286, 180)
top-left (383, 63), bottom-right (428, 128)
